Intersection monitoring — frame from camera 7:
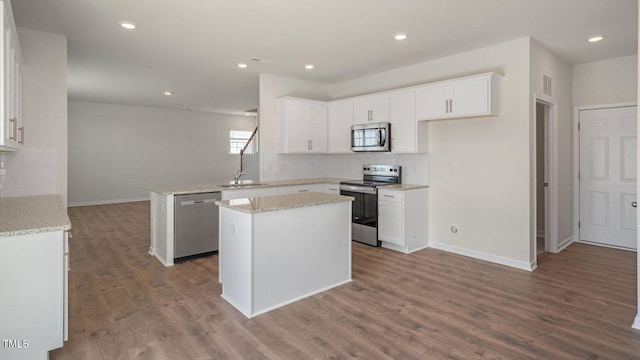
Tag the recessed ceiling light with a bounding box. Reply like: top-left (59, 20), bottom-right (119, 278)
top-left (238, 63), bottom-right (248, 68)
top-left (394, 33), bottom-right (408, 40)
top-left (305, 64), bottom-right (314, 70)
top-left (588, 35), bottom-right (604, 42)
top-left (119, 21), bottom-right (136, 30)
top-left (163, 91), bottom-right (173, 96)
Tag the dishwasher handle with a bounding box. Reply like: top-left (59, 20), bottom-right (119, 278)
top-left (179, 199), bottom-right (217, 206)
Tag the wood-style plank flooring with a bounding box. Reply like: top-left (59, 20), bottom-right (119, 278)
top-left (51, 201), bottom-right (640, 359)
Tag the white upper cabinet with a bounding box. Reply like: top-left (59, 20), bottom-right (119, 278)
top-left (278, 97), bottom-right (328, 154)
top-left (0, 0), bottom-right (23, 151)
top-left (416, 73), bottom-right (501, 121)
top-left (389, 90), bottom-right (427, 153)
top-left (353, 94), bottom-right (389, 125)
top-left (327, 100), bottom-right (353, 153)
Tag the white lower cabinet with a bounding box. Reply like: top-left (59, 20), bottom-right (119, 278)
top-left (378, 191), bottom-right (404, 245)
top-left (378, 187), bottom-right (428, 253)
top-left (277, 184), bottom-right (324, 195)
top-left (323, 183), bottom-right (340, 194)
top-left (0, 230), bottom-right (68, 359)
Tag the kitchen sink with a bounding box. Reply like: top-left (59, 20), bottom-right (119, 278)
top-left (218, 181), bottom-right (268, 188)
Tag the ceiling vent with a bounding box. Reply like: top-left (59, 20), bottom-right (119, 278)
top-left (248, 57), bottom-right (271, 64)
top-left (543, 74), bottom-right (552, 97)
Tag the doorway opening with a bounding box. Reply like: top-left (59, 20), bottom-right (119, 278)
top-left (533, 94), bottom-right (559, 266)
top-left (535, 101), bottom-right (550, 256)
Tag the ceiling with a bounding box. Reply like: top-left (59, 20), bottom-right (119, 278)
top-left (12, 0), bottom-right (638, 115)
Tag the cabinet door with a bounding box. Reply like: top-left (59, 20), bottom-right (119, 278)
top-left (12, 45), bottom-right (22, 146)
top-left (286, 102), bottom-right (311, 153)
top-left (308, 103), bottom-right (327, 153)
top-left (353, 94), bottom-right (389, 125)
top-left (378, 191), bottom-right (404, 245)
top-left (449, 77), bottom-right (489, 117)
top-left (328, 101), bottom-right (353, 153)
top-left (416, 83), bottom-right (449, 120)
top-left (1, 19), bottom-right (14, 148)
top-left (389, 90), bottom-right (416, 153)
top-left (64, 231), bottom-right (69, 341)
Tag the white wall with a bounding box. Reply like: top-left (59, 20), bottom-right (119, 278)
top-left (258, 74), bottom-right (331, 181)
top-left (68, 101), bottom-right (256, 206)
top-left (530, 39), bottom-right (573, 261)
top-left (573, 55), bottom-right (638, 107)
top-left (0, 28), bottom-right (68, 205)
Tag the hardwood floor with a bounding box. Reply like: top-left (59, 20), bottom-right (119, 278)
top-left (51, 201), bottom-right (640, 359)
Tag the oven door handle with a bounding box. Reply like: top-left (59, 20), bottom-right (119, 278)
top-left (340, 184), bottom-right (377, 194)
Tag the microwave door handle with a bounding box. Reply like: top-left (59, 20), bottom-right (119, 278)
top-left (380, 129), bottom-right (386, 146)
top-left (376, 128), bottom-right (381, 146)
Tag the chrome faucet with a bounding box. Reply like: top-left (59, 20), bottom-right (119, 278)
top-left (233, 169), bottom-right (245, 184)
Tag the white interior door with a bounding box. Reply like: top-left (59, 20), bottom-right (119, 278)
top-left (579, 106), bottom-right (637, 249)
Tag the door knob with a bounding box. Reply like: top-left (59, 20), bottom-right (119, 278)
top-left (632, 201), bottom-right (637, 208)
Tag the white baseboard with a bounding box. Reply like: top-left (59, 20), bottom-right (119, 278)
top-left (68, 196), bottom-right (150, 207)
top-left (557, 236), bottom-right (574, 252)
top-left (429, 241), bottom-right (534, 272)
top-left (576, 240), bottom-right (637, 252)
top-left (633, 314), bottom-right (640, 330)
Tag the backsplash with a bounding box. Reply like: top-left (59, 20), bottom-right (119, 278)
top-left (0, 148), bottom-right (58, 197)
top-left (261, 152), bottom-right (428, 185)
top-left (328, 153), bottom-right (429, 185)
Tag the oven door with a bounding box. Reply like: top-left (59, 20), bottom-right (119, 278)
top-left (340, 184), bottom-right (380, 246)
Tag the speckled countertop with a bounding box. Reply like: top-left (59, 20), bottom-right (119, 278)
top-left (378, 184), bottom-right (429, 191)
top-left (147, 177), bottom-right (351, 195)
top-left (0, 195), bottom-right (71, 237)
top-left (216, 192), bottom-right (354, 214)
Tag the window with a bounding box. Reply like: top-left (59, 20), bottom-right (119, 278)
top-left (229, 130), bottom-right (254, 154)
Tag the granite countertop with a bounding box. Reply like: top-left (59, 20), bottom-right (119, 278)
top-left (216, 192), bottom-right (354, 214)
top-left (0, 195), bottom-right (72, 237)
top-left (378, 183), bottom-right (429, 191)
top-left (147, 177), bottom-right (351, 195)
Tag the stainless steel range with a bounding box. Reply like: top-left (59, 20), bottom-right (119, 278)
top-left (340, 165), bottom-right (401, 246)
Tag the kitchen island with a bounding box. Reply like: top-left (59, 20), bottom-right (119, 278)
top-left (216, 192), bottom-right (353, 318)
top-left (147, 178), bottom-right (348, 266)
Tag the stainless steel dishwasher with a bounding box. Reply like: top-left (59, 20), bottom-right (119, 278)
top-left (174, 192), bottom-right (221, 260)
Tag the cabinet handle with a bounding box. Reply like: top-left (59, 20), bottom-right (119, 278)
top-left (8, 118), bottom-right (16, 140)
top-left (445, 100), bottom-right (448, 113)
top-left (369, 110), bottom-right (372, 121)
top-left (450, 99), bottom-right (453, 113)
top-left (308, 140), bottom-right (312, 150)
top-left (633, 201), bottom-right (637, 208)
top-left (299, 189), bottom-right (309, 192)
top-left (18, 126), bottom-right (23, 144)
top-left (383, 194), bottom-right (395, 198)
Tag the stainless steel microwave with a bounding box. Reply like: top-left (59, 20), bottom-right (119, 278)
top-left (351, 122), bottom-right (391, 152)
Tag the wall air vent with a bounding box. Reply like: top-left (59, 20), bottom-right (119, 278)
top-left (249, 57), bottom-right (272, 64)
top-left (543, 74), bottom-right (552, 97)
